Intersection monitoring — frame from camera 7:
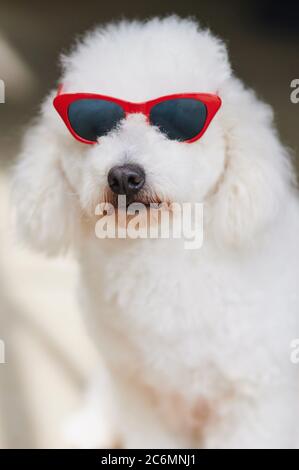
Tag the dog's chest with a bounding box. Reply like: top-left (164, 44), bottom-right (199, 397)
top-left (82, 239), bottom-right (252, 370)
top-left (80, 236), bottom-right (297, 394)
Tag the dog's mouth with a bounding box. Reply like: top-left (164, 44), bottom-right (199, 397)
top-left (102, 187), bottom-right (167, 210)
top-left (94, 188), bottom-right (175, 233)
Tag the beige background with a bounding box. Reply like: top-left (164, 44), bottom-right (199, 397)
top-left (0, 0), bottom-right (298, 448)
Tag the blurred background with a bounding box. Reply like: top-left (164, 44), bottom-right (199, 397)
top-left (0, 0), bottom-right (298, 448)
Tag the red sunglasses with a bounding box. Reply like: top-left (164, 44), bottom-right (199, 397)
top-left (53, 85), bottom-right (221, 145)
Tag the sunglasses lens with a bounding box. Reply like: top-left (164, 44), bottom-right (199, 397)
top-left (68, 99), bottom-right (125, 142)
top-left (150, 98), bottom-right (207, 141)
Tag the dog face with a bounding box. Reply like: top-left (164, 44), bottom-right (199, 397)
top-left (54, 17), bottom-right (230, 214)
top-left (14, 17), bottom-right (292, 253)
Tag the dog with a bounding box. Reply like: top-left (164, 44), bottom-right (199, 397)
top-left (13, 16), bottom-right (299, 448)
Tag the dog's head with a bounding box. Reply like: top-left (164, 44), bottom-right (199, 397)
top-left (13, 16), bottom-right (294, 254)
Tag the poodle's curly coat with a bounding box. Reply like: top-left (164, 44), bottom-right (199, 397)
top-left (13, 16), bottom-right (299, 448)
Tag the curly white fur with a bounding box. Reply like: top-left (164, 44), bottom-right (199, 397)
top-left (13, 16), bottom-right (299, 448)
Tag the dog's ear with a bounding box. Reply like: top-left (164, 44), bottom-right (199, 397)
top-left (208, 78), bottom-right (294, 247)
top-left (13, 113), bottom-right (78, 256)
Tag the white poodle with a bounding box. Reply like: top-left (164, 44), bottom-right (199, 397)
top-left (13, 16), bottom-right (299, 448)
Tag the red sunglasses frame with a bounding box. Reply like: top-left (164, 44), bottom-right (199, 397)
top-left (53, 85), bottom-right (222, 145)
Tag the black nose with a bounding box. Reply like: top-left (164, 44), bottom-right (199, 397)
top-left (108, 164), bottom-right (145, 196)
